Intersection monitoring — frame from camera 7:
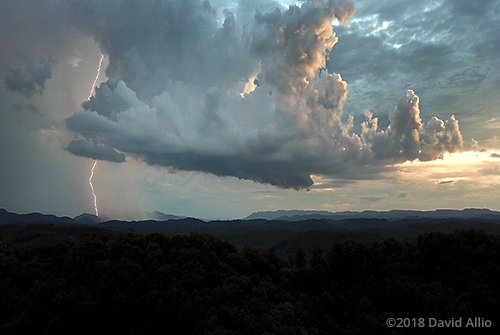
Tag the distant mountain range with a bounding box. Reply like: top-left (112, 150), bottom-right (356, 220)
top-left (145, 211), bottom-right (185, 221)
top-left (245, 208), bottom-right (500, 221)
top-left (2, 207), bottom-right (500, 254)
top-left (0, 209), bottom-right (184, 225)
top-left (2, 208), bottom-right (500, 226)
top-left (0, 208), bottom-right (74, 224)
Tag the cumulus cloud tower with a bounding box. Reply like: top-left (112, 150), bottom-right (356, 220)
top-left (65, 0), bottom-right (463, 188)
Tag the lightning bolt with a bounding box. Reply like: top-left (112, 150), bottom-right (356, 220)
top-left (89, 160), bottom-right (99, 217)
top-left (88, 54), bottom-right (104, 217)
top-left (88, 54), bottom-right (104, 100)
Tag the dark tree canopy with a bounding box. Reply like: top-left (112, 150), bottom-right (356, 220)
top-left (1, 229), bottom-right (499, 334)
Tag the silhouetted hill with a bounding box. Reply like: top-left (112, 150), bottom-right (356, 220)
top-left (245, 208), bottom-right (500, 221)
top-left (145, 211), bottom-right (185, 221)
top-left (73, 213), bottom-right (104, 224)
top-left (0, 208), bottom-right (74, 225)
top-left (246, 209), bottom-right (334, 220)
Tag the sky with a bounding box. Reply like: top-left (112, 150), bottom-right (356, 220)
top-left (0, 0), bottom-right (499, 220)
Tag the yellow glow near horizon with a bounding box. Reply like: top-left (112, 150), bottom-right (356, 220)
top-left (310, 150), bottom-right (500, 194)
top-left (396, 150), bottom-right (500, 186)
top-left (399, 150), bottom-right (500, 168)
top-left (306, 150), bottom-right (500, 212)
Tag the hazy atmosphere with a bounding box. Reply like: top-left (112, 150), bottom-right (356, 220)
top-left (1, 0), bottom-right (500, 219)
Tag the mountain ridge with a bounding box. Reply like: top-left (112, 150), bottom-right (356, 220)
top-left (2, 207), bottom-right (500, 254)
top-left (2, 208), bottom-right (500, 225)
top-left (244, 208), bottom-right (500, 221)
top-left (73, 213), bottom-right (104, 224)
top-left (0, 208), bottom-right (74, 224)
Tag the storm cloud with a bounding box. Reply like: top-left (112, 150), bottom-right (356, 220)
top-left (67, 139), bottom-right (126, 163)
top-left (4, 53), bottom-right (54, 98)
top-left (63, 0), bottom-right (463, 189)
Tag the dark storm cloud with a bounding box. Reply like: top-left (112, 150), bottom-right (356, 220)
top-left (67, 139), bottom-right (126, 163)
top-left (62, 0), bottom-right (464, 189)
top-left (82, 78), bottom-right (133, 117)
top-left (4, 54), bottom-right (55, 98)
top-left (64, 0), bottom-right (256, 96)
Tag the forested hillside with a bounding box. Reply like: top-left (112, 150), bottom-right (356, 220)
top-left (1, 229), bottom-right (499, 334)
